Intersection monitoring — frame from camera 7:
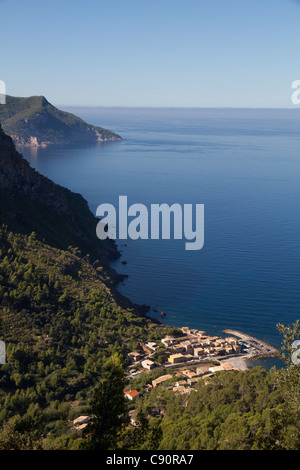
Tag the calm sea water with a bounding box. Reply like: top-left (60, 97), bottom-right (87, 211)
top-left (20, 108), bottom-right (300, 358)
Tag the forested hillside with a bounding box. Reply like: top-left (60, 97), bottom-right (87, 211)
top-left (0, 227), bottom-right (166, 449)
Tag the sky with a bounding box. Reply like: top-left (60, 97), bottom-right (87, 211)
top-left (0, 0), bottom-right (300, 108)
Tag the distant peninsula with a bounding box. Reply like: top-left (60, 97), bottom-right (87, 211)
top-left (0, 95), bottom-right (123, 147)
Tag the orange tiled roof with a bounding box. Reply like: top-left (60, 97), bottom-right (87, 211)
top-left (124, 390), bottom-right (140, 398)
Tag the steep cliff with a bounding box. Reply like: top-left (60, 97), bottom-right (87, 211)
top-left (0, 126), bottom-right (120, 272)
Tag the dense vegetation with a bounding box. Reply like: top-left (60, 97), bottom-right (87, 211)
top-left (135, 367), bottom-right (295, 450)
top-left (0, 226), bottom-right (166, 449)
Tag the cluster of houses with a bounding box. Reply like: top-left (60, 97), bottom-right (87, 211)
top-left (73, 328), bottom-right (245, 431)
top-left (72, 327), bottom-right (278, 431)
top-left (73, 328), bottom-right (244, 432)
top-left (122, 327), bottom-right (244, 404)
top-left (127, 327), bottom-right (242, 372)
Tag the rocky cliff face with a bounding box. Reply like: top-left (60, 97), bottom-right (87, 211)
top-left (0, 126), bottom-right (83, 215)
top-left (0, 126), bottom-right (120, 272)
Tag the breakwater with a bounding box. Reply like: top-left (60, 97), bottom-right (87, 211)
top-left (223, 329), bottom-right (280, 360)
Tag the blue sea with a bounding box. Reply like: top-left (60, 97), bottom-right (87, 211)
top-left (21, 107), bottom-right (300, 364)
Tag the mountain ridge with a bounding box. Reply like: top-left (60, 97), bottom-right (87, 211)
top-left (0, 95), bottom-right (122, 146)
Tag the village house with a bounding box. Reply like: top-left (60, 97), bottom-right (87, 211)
top-left (141, 359), bottom-right (155, 370)
top-left (203, 336), bottom-right (219, 345)
top-left (152, 374), bottom-right (173, 388)
top-left (181, 370), bottom-right (197, 379)
top-left (214, 346), bottom-right (226, 356)
top-left (203, 347), bottom-right (215, 356)
top-left (171, 344), bottom-right (186, 354)
top-left (128, 351), bottom-right (143, 362)
top-left (225, 337), bottom-right (238, 345)
top-left (161, 337), bottom-right (177, 347)
top-left (232, 344), bottom-right (242, 354)
top-left (194, 347), bottom-right (205, 357)
top-left (180, 341), bottom-right (194, 354)
top-left (145, 341), bottom-right (158, 352)
top-left (215, 338), bottom-right (227, 346)
top-left (189, 329), bottom-right (200, 336)
top-left (124, 390), bottom-right (140, 401)
top-left (190, 338), bottom-right (202, 345)
top-left (73, 416), bottom-right (90, 428)
top-left (173, 386), bottom-right (192, 395)
top-left (187, 376), bottom-right (203, 386)
top-left (168, 353), bottom-right (187, 364)
top-left (181, 327), bottom-right (190, 334)
top-left (211, 336), bottom-right (220, 342)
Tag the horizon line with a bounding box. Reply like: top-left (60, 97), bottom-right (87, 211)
top-left (5, 94), bottom-right (298, 110)
top-left (57, 104), bottom-right (299, 110)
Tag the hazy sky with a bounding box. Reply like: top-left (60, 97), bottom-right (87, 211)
top-left (1, 0), bottom-right (300, 107)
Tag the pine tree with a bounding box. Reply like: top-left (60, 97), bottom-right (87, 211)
top-left (84, 353), bottom-right (127, 450)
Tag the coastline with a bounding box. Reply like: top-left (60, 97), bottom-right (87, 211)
top-left (112, 256), bottom-right (281, 370)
